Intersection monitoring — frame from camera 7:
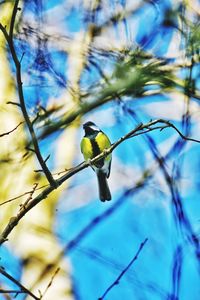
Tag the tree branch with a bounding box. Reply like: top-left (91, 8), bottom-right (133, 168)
top-left (39, 268), bottom-right (60, 299)
top-left (0, 2), bottom-right (57, 188)
top-left (0, 184), bottom-right (48, 207)
top-left (9, 0), bottom-right (19, 40)
top-left (0, 266), bottom-right (39, 300)
top-left (99, 238), bottom-right (148, 300)
top-left (0, 119), bottom-right (199, 245)
top-left (23, 175), bottom-right (151, 291)
top-left (0, 121), bottom-right (23, 138)
top-left (0, 289), bottom-right (25, 294)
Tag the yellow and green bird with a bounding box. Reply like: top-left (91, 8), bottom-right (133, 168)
top-left (80, 121), bottom-right (112, 202)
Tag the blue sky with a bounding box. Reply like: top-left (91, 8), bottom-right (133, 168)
top-left (1, 0), bottom-right (200, 299)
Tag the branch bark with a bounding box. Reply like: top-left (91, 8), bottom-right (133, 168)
top-left (0, 122), bottom-right (23, 137)
top-left (0, 266), bottom-right (39, 300)
top-left (0, 119), bottom-right (199, 245)
top-left (0, 1), bottom-right (57, 188)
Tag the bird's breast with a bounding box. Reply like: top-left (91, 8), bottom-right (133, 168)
top-left (81, 132), bottom-right (111, 169)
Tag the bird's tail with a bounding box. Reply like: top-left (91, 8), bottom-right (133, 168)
top-left (97, 171), bottom-right (111, 202)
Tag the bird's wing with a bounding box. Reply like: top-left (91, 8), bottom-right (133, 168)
top-left (96, 132), bottom-right (112, 177)
top-left (97, 132), bottom-right (111, 152)
top-left (80, 137), bottom-right (93, 160)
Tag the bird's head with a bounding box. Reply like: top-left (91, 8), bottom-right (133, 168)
top-left (83, 121), bottom-right (100, 135)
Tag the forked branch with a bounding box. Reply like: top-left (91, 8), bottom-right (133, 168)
top-left (0, 266), bottom-right (39, 300)
top-left (0, 119), bottom-right (199, 245)
top-left (0, 0), bottom-right (56, 188)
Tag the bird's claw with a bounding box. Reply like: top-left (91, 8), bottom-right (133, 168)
top-left (103, 149), bottom-right (109, 156)
top-left (87, 159), bottom-right (92, 166)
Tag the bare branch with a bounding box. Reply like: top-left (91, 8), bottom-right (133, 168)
top-left (44, 154), bottom-right (50, 163)
top-left (0, 184), bottom-right (48, 207)
top-left (0, 119), bottom-right (199, 245)
top-left (26, 147), bottom-right (35, 153)
top-left (40, 268), bottom-right (60, 299)
top-left (0, 122), bottom-right (23, 138)
top-left (0, 266), bottom-right (39, 300)
top-left (0, 289), bottom-right (27, 294)
top-left (19, 183), bottom-right (38, 210)
top-left (6, 101), bottom-right (21, 107)
top-left (106, 119), bottom-right (200, 158)
top-left (99, 238), bottom-right (148, 300)
top-left (9, 0), bottom-right (19, 40)
top-left (25, 173), bottom-right (151, 290)
top-left (165, 121), bottom-right (200, 143)
top-left (0, 2), bottom-right (57, 188)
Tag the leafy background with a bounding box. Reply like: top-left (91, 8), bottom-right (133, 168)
top-left (0, 0), bottom-right (200, 299)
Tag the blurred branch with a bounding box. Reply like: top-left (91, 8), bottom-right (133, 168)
top-left (24, 114), bottom-right (200, 289)
top-left (0, 1), bottom-right (57, 188)
top-left (26, 170), bottom-right (152, 291)
top-left (171, 245), bottom-right (183, 299)
top-left (99, 238), bottom-right (148, 300)
top-left (91, 1), bottom-right (144, 35)
top-left (39, 267), bottom-right (60, 299)
top-left (38, 58), bottom-right (200, 141)
top-left (6, 101), bottom-right (21, 107)
top-left (146, 135), bottom-right (200, 263)
top-left (0, 122), bottom-right (23, 137)
top-left (38, 54), bottom-right (178, 139)
top-left (0, 289), bottom-right (25, 294)
top-left (126, 108), bottom-right (200, 263)
top-left (0, 266), bottom-right (39, 300)
top-left (35, 47), bottom-right (199, 140)
top-left (0, 119), bottom-right (199, 245)
top-left (38, 92), bottom-right (114, 139)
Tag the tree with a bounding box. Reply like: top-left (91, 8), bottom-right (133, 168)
top-left (0, 0), bottom-right (199, 299)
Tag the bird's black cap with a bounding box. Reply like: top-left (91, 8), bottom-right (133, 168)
top-left (83, 121), bottom-right (100, 135)
top-left (83, 121), bottom-right (96, 129)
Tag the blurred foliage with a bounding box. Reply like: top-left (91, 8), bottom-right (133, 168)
top-left (0, 0), bottom-right (200, 300)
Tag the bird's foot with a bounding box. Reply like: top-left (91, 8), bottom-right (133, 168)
top-left (87, 158), bottom-right (92, 167)
top-left (103, 148), bottom-right (110, 156)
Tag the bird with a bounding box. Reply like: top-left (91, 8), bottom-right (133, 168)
top-left (80, 121), bottom-right (112, 202)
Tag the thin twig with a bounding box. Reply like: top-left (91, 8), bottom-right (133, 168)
top-left (24, 174), bottom-right (150, 291)
top-left (99, 238), bottom-right (148, 300)
top-left (167, 121), bottom-right (199, 143)
top-left (0, 122), bottom-right (23, 137)
top-left (52, 168), bottom-right (73, 176)
top-left (0, 2), bottom-right (56, 188)
top-left (0, 289), bottom-right (26, 294)
top-left (19, 183), bottom-right (38, 210)
top-left (0, 184), bottom-right (48, 207)
top-left (40, 268), bottom-right (60, 299)
top-left (0, 119), bottom-right (199, 245)
top-left (0, 267), bottom-right (39, 300)
top-left (109, 120), bottom-right (200, 153)
top-left (25, 118), bottom-right (199, 289)
top-left (6, 101), bottom-right (21, 107)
